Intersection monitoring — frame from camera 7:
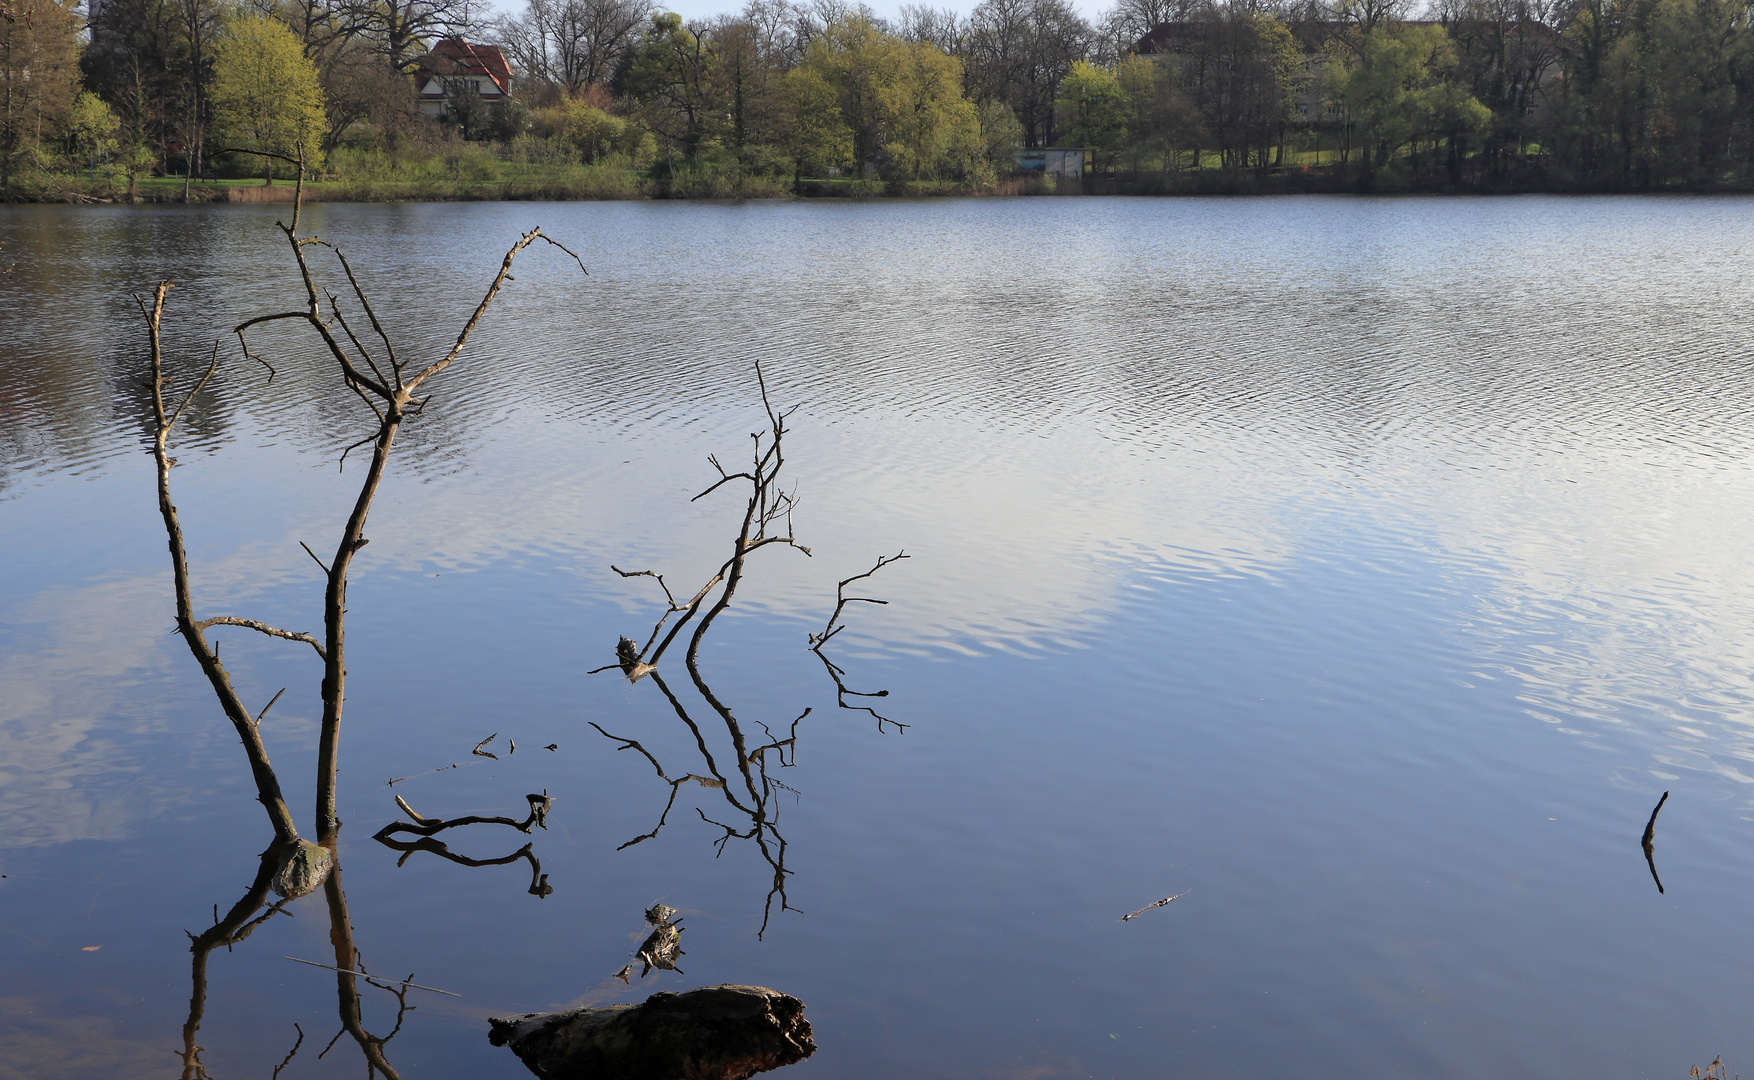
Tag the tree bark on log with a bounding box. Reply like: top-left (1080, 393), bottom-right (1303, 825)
top-left (488, 984), bottom-right (815, 1080)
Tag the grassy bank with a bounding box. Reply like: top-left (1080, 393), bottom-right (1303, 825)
top-left (13, 155), bottom-right (1753, 204)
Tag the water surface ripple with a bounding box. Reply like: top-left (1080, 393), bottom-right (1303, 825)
top-left (1, 196), bottom-right (1752, 1079)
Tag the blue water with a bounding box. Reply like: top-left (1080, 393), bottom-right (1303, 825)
top-left (2, 195), bottom-right (1752, 1078)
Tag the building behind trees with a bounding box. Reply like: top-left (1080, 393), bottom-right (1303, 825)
top-left (4, 0), bottom-right (1754, 195)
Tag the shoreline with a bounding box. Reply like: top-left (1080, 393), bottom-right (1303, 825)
top-left (11, 174), bottom-right (1754, 205)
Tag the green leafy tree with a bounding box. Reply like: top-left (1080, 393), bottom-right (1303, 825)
top-left (537, 96), bottom-right (642, 161)
top-left (783, 62), bottom-right (854, 178)
top-left (66, 91), bottom-right (121, 173)
top-left (618, 12), bottom-right (721, 159)
top-left (791, 17), bottom-right (983, 183)
top-left (0, 0), bottom-right (80, 189)
top-left (1056, 59), bottom-right (1127, 166)
top-left (1330, 24), bottom-right (1486, 180)
top-left (877, 38), bottom-right (980, 181)
top-left (210, 15), bottom-right (326, 184)
top-left (978, 98), bottom-right (1024, 169)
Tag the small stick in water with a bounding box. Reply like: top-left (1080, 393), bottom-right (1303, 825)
top-left (282, 956), bottom-right (459, 996)
top-left (473, 733), bottom-right (499, 759)
top-left (1121, 890), bottom-right (1188, 922)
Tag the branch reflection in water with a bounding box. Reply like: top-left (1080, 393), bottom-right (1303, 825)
top-left (178, 838), bottom-right (434, 1080)
top-left (142, 178), bottom-right (584, 1079)
top-left (594, 367), bottom-right (908, 939)
top-left (373, 790), bottom-right (557, 899)
top-left (1643, 790), bottom-right (1670, 895)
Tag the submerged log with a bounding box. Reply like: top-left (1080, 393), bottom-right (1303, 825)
top-left (488, 984), bottom-right (815, 1080)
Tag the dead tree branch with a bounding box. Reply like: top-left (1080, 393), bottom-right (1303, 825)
top-left (372, 792), bottom-right (552, 840)
top-left (142, 281), bottom-right (302, 847)
top-left (202, 177), bottom-right (586, 841)
top-left (270, 1024), bottom-right (304, 1080)
top-left (807, 551), bottom-right (910, 732)
top-left (809, 551), bottom-right (908, 648)
top-left (1643, 790), bottom-right (1669, 895)
top-left (192, 617), bottom-right (325, 660)
top-left (608, 363), bottom-right (811, 678)
top-left (589, 721), bottom-right (725, 850)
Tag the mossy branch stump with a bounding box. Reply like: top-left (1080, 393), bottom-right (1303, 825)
top-left (488, 984), bottom-right (815, 1080)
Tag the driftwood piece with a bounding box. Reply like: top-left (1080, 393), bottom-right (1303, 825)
top-left (488, 985), bottom-right (815, 1080)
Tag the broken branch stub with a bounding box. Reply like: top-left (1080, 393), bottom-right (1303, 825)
top-left (489, 985), bottom-right (815, 1080)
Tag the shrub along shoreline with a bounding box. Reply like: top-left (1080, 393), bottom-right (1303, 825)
top-left (16, 167), bottom-right (1754, 204)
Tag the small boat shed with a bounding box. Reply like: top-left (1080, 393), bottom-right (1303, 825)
top-left (1015, 148), bottom-right (1087, 179)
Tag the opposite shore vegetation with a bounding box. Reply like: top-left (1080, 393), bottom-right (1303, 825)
top-left (6, 0), bottom-right (1754, 201)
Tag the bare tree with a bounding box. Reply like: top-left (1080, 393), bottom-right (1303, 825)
top-left (739, 0), bottom-right (806, 65)
top-left (495, 0), bottom-right (653, 95)
top-left (896, 2), bottom-right (964, 54)
top-left (343, 0), bottom-right (477, 74)
top-left (966, 0), bottom-right (1091, 145)
top-left (592, 370), bottom-right (908, 937)
top-left (143, 165), bottom-right (584, 846)
top-left (1101, 0), bottom-right (1205, 45)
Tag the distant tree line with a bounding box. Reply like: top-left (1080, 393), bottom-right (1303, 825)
top-left (6, 0), bottom-right (1754, 194)
top-left (501, 0), bottom-right (1754, 189)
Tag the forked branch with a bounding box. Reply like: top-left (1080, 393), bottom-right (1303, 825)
top-left (608, 363), bottom-right (811, 677)
top-left (810, 551), bottom-right (909, 648)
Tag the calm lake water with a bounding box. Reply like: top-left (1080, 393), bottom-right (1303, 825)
top-left (2, 195), bottom-right (1753, 1079)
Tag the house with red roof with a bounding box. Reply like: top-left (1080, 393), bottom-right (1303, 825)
top-left (415, 38), bottom-right (513, 118)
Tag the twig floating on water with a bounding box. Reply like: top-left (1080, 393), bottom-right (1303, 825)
top-left (473, 733), bottom-right (499, 759)
top-left (1120, 891), bottom-right (1188, 922)
top-left (282, 956), bottom-right (460, 996)
top-left (386, 762), bottom-right (460, 786)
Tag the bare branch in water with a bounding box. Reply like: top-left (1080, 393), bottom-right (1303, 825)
top-left (604, 363), bottom-right (811, 677)
top-left (140, 280), bottom-right (302, 847)
top-left (373, 792), bottom-right (552, 839)
top-left (810, 551), bottom-right (909, 648)
top-left (1120, 891), bottom-right (1188, 922)
top-left (283, 956), bottom-right (459, 997)
top-left (589, 721), bottom-right (726, 850)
